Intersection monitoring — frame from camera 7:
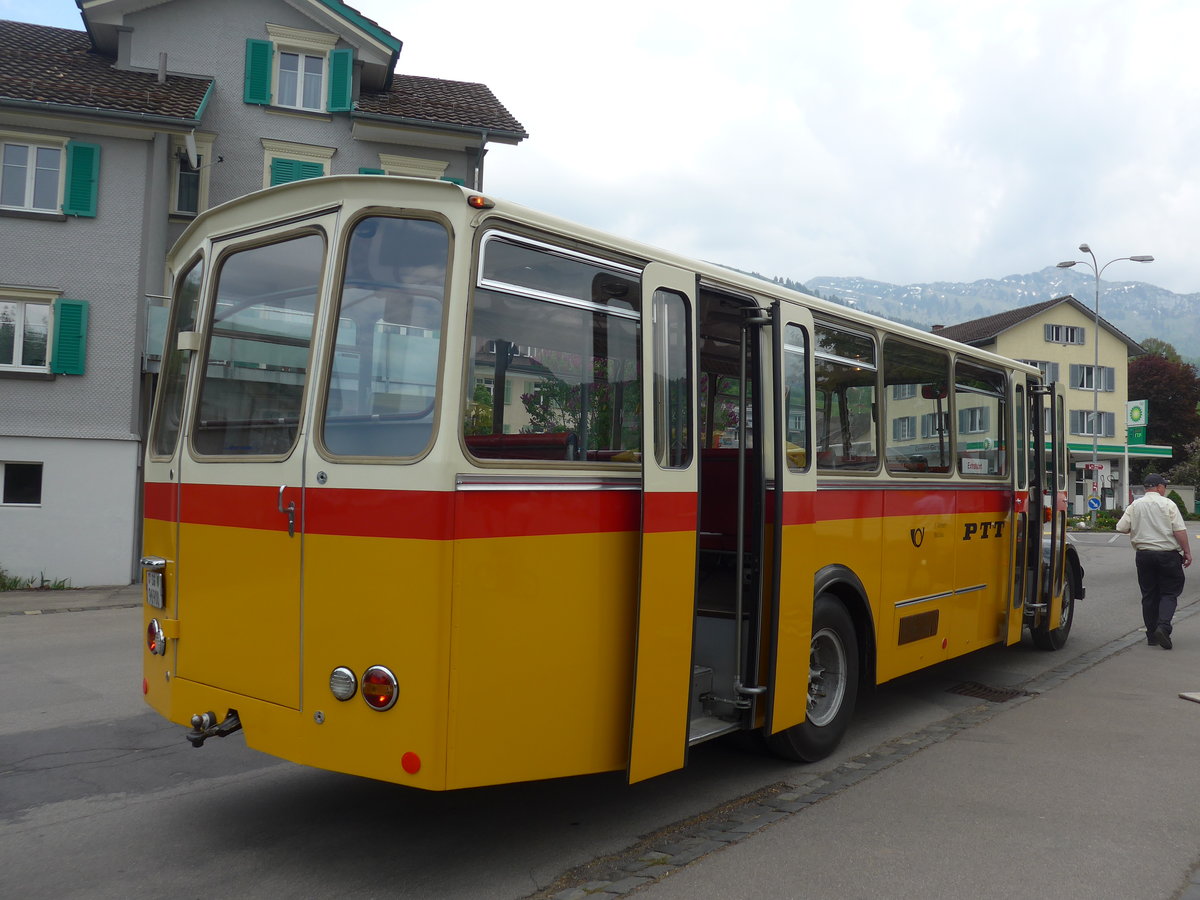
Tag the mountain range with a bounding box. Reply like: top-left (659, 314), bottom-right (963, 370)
top-left (766, 267), bottom-right (1198, 363)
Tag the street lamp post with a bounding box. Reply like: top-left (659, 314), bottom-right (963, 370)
top-left (1056, 244), bottom-right (1154, 526)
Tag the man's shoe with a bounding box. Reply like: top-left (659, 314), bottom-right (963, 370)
top-left (1148, 635), bottom-right (1158, 645)
top-left (1153, 627), bottom-right (1173, 650)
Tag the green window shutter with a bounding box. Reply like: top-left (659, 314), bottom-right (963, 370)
top-left (358, 167), bottom-right (385, 175)
top-left (50, 299), bottom-right (89, 375)
top-left (327, 48), bottom-right (354, 112)
top-left (244, 39), bottom-right (274, 104)
top-left (271, 158), bottom-right (325, 186)
top-left (440, 176), bottom-right (466, 186)
top-left (61, 142), bottom-right (100, 217)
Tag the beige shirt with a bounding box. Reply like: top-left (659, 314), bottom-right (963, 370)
top-left (1115, 491), bottom-right (1186, 552)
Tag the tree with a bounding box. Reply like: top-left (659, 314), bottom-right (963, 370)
top-left (1168, 437), bottom-right (1200, 490)
top-left (1127, 353), bottom-right (1200, 478)
top-left (1139, 338), bottom-right (1182, 362)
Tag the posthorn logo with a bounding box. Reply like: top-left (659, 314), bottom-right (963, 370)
top-left (910, 527), bottom-right (925, 548)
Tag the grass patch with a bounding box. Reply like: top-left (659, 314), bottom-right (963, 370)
top-left (0, 567), bottom-right (72, 591)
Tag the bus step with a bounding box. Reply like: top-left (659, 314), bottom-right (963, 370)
top-left (688, 714), bottom-right (739, 745)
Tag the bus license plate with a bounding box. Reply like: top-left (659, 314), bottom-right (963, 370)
top-left (146, 572), bottom-right (164, 609)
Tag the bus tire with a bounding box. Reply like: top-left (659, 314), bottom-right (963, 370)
top-left (1030, 562), bottom-right (1078, 651)
top-left (766, 593), bottom-right (859, 763)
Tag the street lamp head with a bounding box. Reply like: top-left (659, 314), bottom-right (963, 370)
top-left (1130, 255), bottom-right (1154, 263)
top-left (1056, 260), bottom-right (1077, 268)
top-left (1078, 243), bottom-right (1091, 254)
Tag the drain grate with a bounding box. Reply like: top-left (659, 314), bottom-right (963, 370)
top-left (947, 681), bottom-right (1029, 702)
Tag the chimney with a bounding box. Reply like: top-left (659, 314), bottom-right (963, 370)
top-left (158, 52), bottom-right (167, 84)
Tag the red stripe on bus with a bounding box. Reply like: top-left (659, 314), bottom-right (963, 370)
top-left (307, 488), bottom-right (454, 540)
top-left (153, 483), bottom-right (1015, 538)
top-left (182, 483), bottom-right (294, 531)
top-left (641, 491), bottom-right (699, 534)
top-left (143, 481), bottom-right (178, 521)
top-left (455, 489), bottom-right (641, 539)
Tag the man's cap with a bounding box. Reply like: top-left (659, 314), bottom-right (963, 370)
top-left (1144, 473), bottom-right (1168, 488)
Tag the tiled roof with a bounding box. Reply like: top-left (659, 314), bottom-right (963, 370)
top-left (0, 20), bottom-right (211, 122)
top-left (935, 294), bottom-right (1145, 354)
top-left (358, 74), bottom-right (527, 138)
top-left (934, 297), bottom-right (1066, 344)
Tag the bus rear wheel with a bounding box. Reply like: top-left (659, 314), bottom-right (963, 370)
top-left (766, 593), bottom-right (859, 763)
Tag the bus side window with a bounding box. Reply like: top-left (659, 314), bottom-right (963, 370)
top-left (882, 339), bottom-right (951, 474)
top-left (814, 323), bottom-right (878, 471)
top-left (463, 235), bottom-right (640, 464)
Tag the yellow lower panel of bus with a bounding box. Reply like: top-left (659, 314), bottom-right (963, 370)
top-left (446, 529), bottom-right (639, 789)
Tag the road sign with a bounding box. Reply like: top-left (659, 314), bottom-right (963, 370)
top-left (1088, 497), bottom-right (1101, 510)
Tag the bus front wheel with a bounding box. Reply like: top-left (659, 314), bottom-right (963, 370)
top-left (766, 594), bottom-right (859, 763)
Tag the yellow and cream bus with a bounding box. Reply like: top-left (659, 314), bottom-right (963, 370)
top-left (140, 176), bottom-right (1081, 789)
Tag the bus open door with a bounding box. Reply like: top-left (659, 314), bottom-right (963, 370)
top-left (628, 264), bottom-right (700, 784)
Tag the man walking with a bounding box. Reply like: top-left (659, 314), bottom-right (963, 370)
top-left (1116, 473), bottom-right (1192, 649)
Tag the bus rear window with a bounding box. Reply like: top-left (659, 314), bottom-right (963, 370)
top-left (321, 216), bottom-right (449, 458)
top-left (192, 234), bottom-right (324, 457)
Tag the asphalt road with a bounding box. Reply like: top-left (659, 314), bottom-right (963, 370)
top-left (0, 532), bottom-right (1171, 899)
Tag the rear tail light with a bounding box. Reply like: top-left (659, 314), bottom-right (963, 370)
top-left (361, 666), bottom-right (398, 711)
top-left (146, 619), bottom-right (166, 656)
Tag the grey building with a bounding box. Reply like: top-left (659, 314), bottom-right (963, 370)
top-left (0, 0), bottom-right (525, 586)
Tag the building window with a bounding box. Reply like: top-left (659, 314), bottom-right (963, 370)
top-left (1069, 364), bottom-right (1115, 392)
top-left (892, 383), bottom-right (916, 400)
top-left (0, 292), bottom-right (88, 375)
top-left (958, 406), bottom-right (989, 434)
top-left (1070, 409), bottom-right (1115, 437)
top-left (892, 416), bottom-right (916, 440)
top-left (170, 133), bottom-right (213, 216)
top-left (0, 299), bottom-right (49, 369)
top-left (244, 28), bottom-right (352, 113)
top-left (1, 141), bottom-right (61, 211)
top-left (261, 139), bottom-right (335, 188)
top-left (1021, 360), bottom-right (1059, 384)
top-left (0, 135), bottom-right (99, 217)
top-left (1044, 323), bottom-right (1085, 345)
top-left (1, 461), bottom-right (42, 505)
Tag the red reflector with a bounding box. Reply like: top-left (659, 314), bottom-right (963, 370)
top-left (402, 752), bottom-right (421, 774)
top-left (361, 665), bottom-right (398, 711)
top-left (142, 678), bottom-right (149, 696)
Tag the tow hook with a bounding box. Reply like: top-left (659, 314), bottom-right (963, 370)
top-left (187, 710), bottom-right (243, 748)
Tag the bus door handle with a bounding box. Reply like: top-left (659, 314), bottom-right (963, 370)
top-left (277, 485), bottom-right (296, 538)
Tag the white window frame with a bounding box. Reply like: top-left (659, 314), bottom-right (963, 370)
top-left (1070, 409), bottom-right (1115, 438)
top-left (261, 139), bottom-right (335, 189)
top-left (1, 459), bottom-right (43, 506)
top-left (376, 154), bottom-right (451, 180)
top-left (0, 130), bottom-right (67, 213)
top-left (960, 406), bottom-right (988, 434)
top-left (893, 415), bottom-right (916, 440)
top-left (1021, 359), bottom-right (1059, 384)
top-left (169, 132), bottom-right (214, 216)
top-left (920, 411), bottom-right (950, 439)
top-left (266, 24), bottom-right (338, 113)
top-left (1044, 323), bottom-right (1085, 345)
top-left (0, 287), bottom-right (55, 372)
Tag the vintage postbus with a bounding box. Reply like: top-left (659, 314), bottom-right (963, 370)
top-left (140, 176), bottom-right (1081, 789)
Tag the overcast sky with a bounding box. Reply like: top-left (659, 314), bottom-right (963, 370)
top-left (7, 0), bottom-right (1196, 294)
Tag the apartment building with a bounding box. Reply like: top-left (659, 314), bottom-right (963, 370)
top-left (0, 0), bottom-right (525, 584)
